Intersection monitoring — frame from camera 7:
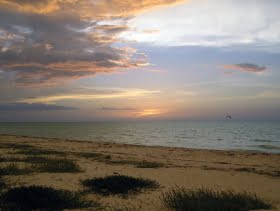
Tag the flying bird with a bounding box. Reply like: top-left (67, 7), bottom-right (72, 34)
top-left (226, 115), bottom-right (232, 119)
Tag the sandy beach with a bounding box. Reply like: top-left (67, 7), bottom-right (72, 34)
top-left (0, 134), bottom-right (280, 210)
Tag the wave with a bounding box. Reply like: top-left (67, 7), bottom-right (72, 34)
top-left (253, 139), bottom-right (276, 143)
top-left (174, 135), bottom-right (195, 139)
top-left (258, 145), bottom-right (280, 150)
top-left (119, 133), bottom-right (134, 137)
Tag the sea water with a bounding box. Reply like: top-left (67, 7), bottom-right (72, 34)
top-left (0, 121), bottom-right (279, 153)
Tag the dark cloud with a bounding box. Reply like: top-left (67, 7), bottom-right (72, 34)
top-left (222, 63), bottom-right (266, 73)
top-left (0, 0), bottom-right (182, 86)
top-left (0, 8), bottom-right (141, 85)
top-left (0, 103), bottom-right (77, 111)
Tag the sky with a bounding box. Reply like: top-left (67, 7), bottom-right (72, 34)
top-left (0, 0), bottom-right (280, 121)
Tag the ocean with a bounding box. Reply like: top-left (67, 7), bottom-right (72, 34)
top-left (0, 121), bottom-right (279, 153)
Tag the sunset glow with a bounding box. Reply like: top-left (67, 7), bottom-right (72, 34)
top-left (136, 109), bottom-right (164, 117)
top-left (0, 0), bottom-right (279, 121)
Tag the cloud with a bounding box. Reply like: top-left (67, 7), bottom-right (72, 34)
top-left (222, 63), bottom-right (266, 73)
top-left (0, 0), bottom-right (62, 14)
top-left (255, 90), bottom-right (280, 99)
top-left (99, 107), bottom-right (136, 111)
top-left (122, 0), bottom-right (280, 51)
top-left (0, 0), bottom-right (185, 18)
top-left (0, 0), bottom-right (184, 85)
top-left (0, 103), bottom-right (77, 111)
top-left (17, 88), bottom-right (160, 103)
top-left (142, 29), bottom-right (161, 34)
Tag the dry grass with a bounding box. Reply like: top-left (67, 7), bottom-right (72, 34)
top-left (81, 175), bottom-right (160, 196)
top-left (0, 186), bottom-right (98, 210)
top-left (161, 187), bottom-right (273, 211)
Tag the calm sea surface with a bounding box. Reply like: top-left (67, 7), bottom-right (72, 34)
top-left (0, 121), bottom-right (279, 153)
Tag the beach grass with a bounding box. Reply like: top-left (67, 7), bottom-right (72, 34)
top-left (103, 203), bottom-right (141, 211)
top-left (203, 165), bottom-right (280, 178)
top-left (81, 175), bottom-right (160, 196)
top-left (0, 156), bottom-right (82, 174)
top-left (0, 177), bottom-right (6, 190)
top-left (161, 187), bottom-right (273, 211)
top-left (0, 185), bottom-right (98, 210)
top-left (75, 152), bottom-right (106, 159)
top-left (0, 163), bottom-right (31, 176)
top-left (106, 159), bottom-right (164, 168)
top-left (26, 156), bottom-right (82, 173)
top-left (235, 167), bottom-right (256, 173)
top-left (0, 142), bottom-right (67, 156)
top-left (6, 145), bottom-right (110, 161)
top-left (0, 143), bottom-right (34, 150)
top-left (14, 147), bottom-right (67, 156)
top-left (105, 159), bottom-right (141, 166)
top-left (136, 161), bottom-right (164, 168)
top-left (74, 152), bottom-right (112, 163)
top-left (0, 156), bottom-right (24, 163)
top-left (274, 170), bottom-right (280, 176)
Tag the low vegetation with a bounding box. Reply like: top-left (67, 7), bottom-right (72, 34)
top-left (105, 159), bottom-right (141, 166)
top-left (14, 147), bottom-right (67, 156)
top-left (106, 159), bottom-right (164, 168)
top-left (0, 177), bottom-right (6, 190)
top-left (75, 152), bottom-right (112, 164)
top-left (235, 167), bottom-right (256, 173)
top-left (0, 156), bottom-right (82, 174)
top-left (161, 187), bottom-right (273, 211)
top-left (233, 167), bottom-right (280, 177)
top-left (0, 143), bottom-right (34, 150)
top-left (75, 152), bottom-right (106, 159)
top-left (136, 161), bottom-right (163, 168)
top-left (0, 186), bottom-right (98, 210)
top-left (103, 203), bottom-right (141, 211)
top-left (0, 156), bottom-right (24, 163)
top-left (81, 175), bottom-right (160, 196)
top-left (29, 156), bottom-right (82, 173)
top-left (0, 142), bottom-right (67, 156)
top-left (203, 165), bottom-right (280, 177)
top-left (0, 163), bottom-right (31, 176)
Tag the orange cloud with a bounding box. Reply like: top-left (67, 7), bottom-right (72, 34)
top-left (0, 0), bottom-right (61, 14)
top-left (0, 0), bottom-right (186, 19)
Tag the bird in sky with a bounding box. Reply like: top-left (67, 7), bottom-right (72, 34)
top-left (226, 115), bottom-right (232, 119)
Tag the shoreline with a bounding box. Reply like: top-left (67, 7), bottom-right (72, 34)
top-left (0, 133), bottom-right (278, 155)
top-left (1, 134), bottom-right (280, 210)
